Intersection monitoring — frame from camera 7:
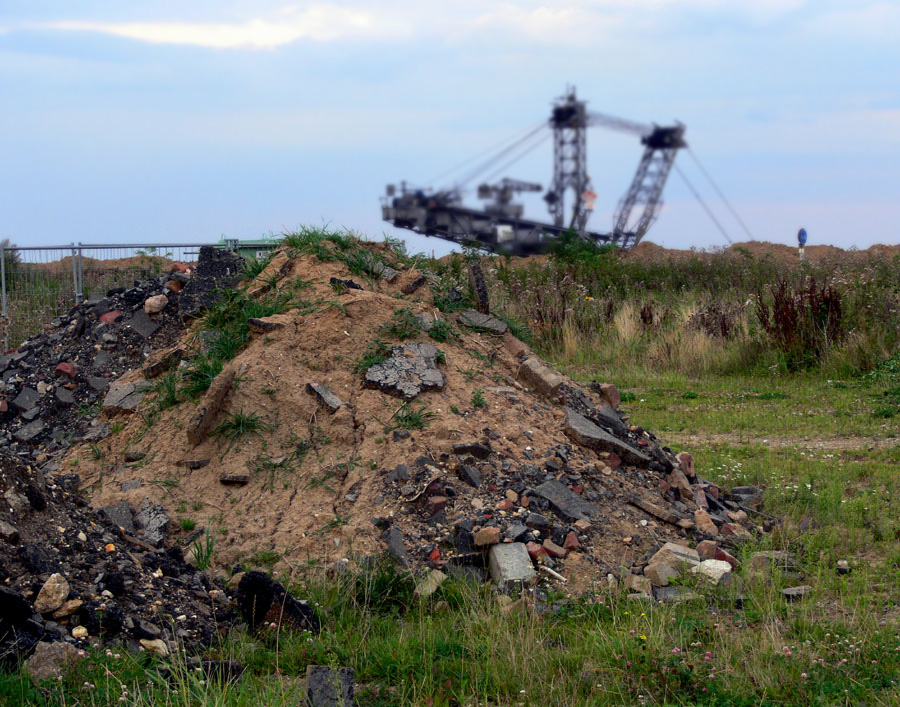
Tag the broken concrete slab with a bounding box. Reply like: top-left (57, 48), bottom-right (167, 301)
top-left (12, 387), bottom-right (40, 413)
top-left (645, 562), bottom-right (681, 587)
top-left (534, 480), bottom-right (597, 522)
top-left (383, 526), bottom-right (410, 567)
top-left (142, 347), bottom-right (184, 379)
top-left (364, 342), bottom-right (444, 399)
top-left (517, 357), bottom-right (563, 398)
top-left (457, 309), bottom-right (508, 335)
top-left (305, 382), bottom-right (344, 413)
top-left (186, 365), bottom-right (237, 446)
top-left (488, 543), bottom-right (536, 586)
top-left (13, 420), bottom-right (45, 443)
top-left (402, 274), bottom-right (427, 295)
top-left (103, 383), bottom-right (144, 414)
top-left (248, 316), bottom-right (288, 334)
top-left (563, 408), bottom-right (651, 467)
top-left (100, 500), bottom-right (135, 535)
top-left (128, 310), bottom-right (160, 339)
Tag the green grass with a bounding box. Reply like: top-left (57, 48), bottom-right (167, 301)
top-left (353, 337), bottom-right (392, 374)
top-left (211, 410), bottom-right (272, 454)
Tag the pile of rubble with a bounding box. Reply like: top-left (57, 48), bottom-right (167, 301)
top-left (64, 240), bottom-right (784, 604)
top-left (0, 452), bottom-right (238, 670)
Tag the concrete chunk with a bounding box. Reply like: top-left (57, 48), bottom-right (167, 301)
top-left (103, 383), bottom-right (144, 414)
top-left (517, 357), bottom-right (563, 398)
top-left (305, 382), bottom-right (344, 413)
top-left (563, 408), bottom-right (651, 467)
top-left (364, 342), bottom-right (444, 399)
top-left (12, 387), bottom-right (40, 412)
top-left (488, 543), bottom-right (536, 585)
top-left (648, 542), bottom-right (701, 570)
top-left (457, 309), bottom-right (508, 335)
top-left (534, 480), bottom-right (597, 522)
top-left (13, 419), bottom-right (45, 443)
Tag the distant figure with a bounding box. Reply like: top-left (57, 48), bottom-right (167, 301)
top-left (797, 227), bottom-right (807, 260)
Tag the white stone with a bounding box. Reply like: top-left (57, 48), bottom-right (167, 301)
top-left (34, 573), bottom-right (70, 614)
top-left (690, 559), bottom-right (733, 584)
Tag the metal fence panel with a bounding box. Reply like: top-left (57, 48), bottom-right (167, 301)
top-left (0, 243), bottom-right (266, 350)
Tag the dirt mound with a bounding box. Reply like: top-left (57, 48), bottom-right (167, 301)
top-left (629, 240), bottom-right (900, 265)
top-left (66, 237), bottom-right (767, 598)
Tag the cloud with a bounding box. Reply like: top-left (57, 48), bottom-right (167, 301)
top-left (30, 0), bottom-right (814, 51)
top-left (41, 4), bottom-right (404, 49)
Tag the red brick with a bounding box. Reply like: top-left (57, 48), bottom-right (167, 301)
top-left (525, 541), bottom-right (546, 560)
top-left (605, 453), bottom-right (622, 470)
top-left (171, 262), bottom-right (190, 273)
top-left (599, 383), bottom-right (620, 408)
top-left (99, 310), bottom-right (122, 324)
top-left (677, 451), bottom-right (695, 478)
top-left (563, 531), bottom-right (580, 550)
top-left (425, 496), bottom-right (447, 515)
top-left (54, 362), bottom-right (77, 379)
top-left (502, 332), bottom-right (528, 360)
top-left (166, 280), bottom-right (184, 293)
top-left (542, 538), bottom-right (567, 559)
top-left (495, 499), bottom-right (514, 511)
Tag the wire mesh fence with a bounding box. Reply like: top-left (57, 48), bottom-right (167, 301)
top-left (0, 243), bottom-right (225, 350)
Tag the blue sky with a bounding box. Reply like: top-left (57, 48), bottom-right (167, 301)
top-left (1, 1), bottom-right (898, 255)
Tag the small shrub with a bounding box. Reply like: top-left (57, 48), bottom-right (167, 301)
top-left (180, 517), bottom-right (196, 532)
top-left (379, 307), bottom-right (421, 340)
top-left (393, 402), bottom-right (437, 430)
top-left (190, 529), bottom-right (215, 570)
top-left (471, 389), bottom-right (487, 408)
top-left (427, 318), bottom-right (453, 343)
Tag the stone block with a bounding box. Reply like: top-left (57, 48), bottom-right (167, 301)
top-left (488, 543), bottom-right (536, 585)
top-left (186, 365), bottom-right (236, 446)
top-left (533, 479), bottom-right (597, 522)
top-left (305, 382), bottom-right (344, 413)
top-left (517, 357), bottom-right (562, 398)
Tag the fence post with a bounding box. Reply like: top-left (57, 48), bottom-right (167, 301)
top-left (71, 243), bottom-right (82, 305)
top-left (76, 242), bottom-right (84, 303)
top-left (1, 243), bottom-right (7, 352)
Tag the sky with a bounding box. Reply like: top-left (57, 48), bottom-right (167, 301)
top-left (1, 1), bottom-right (898, 256)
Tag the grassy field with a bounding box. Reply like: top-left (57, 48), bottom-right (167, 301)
top-left (4, 232), bottom-right (900, 705)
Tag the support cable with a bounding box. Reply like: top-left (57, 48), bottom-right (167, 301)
top-left (686, 149), bottom-right (754, 240)
top-left (673, 164), bottom-right (733, 245)
top-left (454, 123), bottom-right (548, 189)
top-left (426, 121), bottom-right (547, 187)
top-left (479, 131), bottom-right (552, 185)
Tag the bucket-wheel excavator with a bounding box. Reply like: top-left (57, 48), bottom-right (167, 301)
top-left (381, 88), bottom-right (687, 254)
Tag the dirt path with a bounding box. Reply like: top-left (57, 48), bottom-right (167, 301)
top-left (666, 433), bottom-right (899, 451)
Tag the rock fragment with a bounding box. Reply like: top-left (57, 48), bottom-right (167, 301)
top-left (34, 573), bottom-right (70, 614)
top-left (306, 665), bottom-right (354, 707)
top-left (305, 382), bottom-right (344, 413)
top-left (457, 309), bottom-right (508, 335)
top-left (363, 342), bottom-right (444, 399)
top-left (236, 571), bottom-right (320, 634)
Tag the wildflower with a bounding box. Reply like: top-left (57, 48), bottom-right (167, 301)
top-left (640, 635), bottom-right (647, 641)
top-left (801, 673), bottom-right (808, 679)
